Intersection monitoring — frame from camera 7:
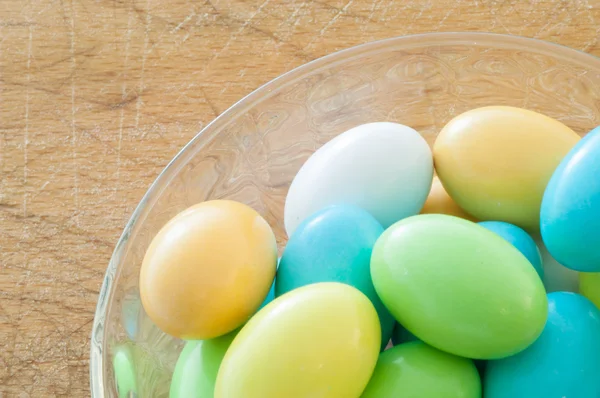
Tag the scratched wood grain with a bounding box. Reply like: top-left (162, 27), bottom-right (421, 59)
top-left (1, 0), bottom-right (600, 395)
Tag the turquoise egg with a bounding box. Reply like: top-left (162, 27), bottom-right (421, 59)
top-left (276, 204), bottom-right (394, 349)
top-left (485, 292), bottom-right (600, 398)
top-left (478, 221), bottom-right (543, 278)
top-left (258, 279), bottom-right (275, 311)
top-left (541, 126), bottom-right (600, 272)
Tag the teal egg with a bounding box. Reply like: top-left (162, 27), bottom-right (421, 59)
top-left (258, 279), bottom-right (275, 311)
top-left (478, 221), bottom-right (543, 278)
top-left (276, 204), bottom-right (394, 349)
top-left (541, 126), bottom-right (600, 272)
top-left (485, 292), bottom-right (600, 398)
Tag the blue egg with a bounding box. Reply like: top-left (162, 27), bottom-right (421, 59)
top-left (541, 127), bottom-right (600, 272)
top-left (276, 204), bottom-right (393, 349)
top-left (485, 292), bottom-right (600, 398)
top-left (478, 221), bottom-right (543, 278)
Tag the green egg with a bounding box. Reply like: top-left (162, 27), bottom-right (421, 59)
top-left (371, 214), bottom-right (547, 360)
top-left (362, 341), bottom-right (481, 398)
top-left (170, 331), bottom-right (237, 398)
top-left (113, 344), bottom-right (137, 398)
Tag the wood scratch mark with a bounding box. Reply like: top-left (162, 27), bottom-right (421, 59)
top-left (304, 0), bottom-right (355, 51)
top-left (0, 26), bottom-right (3, 181)
top-left (200, 87), bottom-right (219, 117)
top-left (312, 0), bottom-right (376, 23)
top-left (486, 0), bottom-right (513, 34)
top-left (203, 0), bottom-right (271, 73)
top-left (117, 7), bottom-right (134, 197)
top-left (367, 0), bottom-right (384, 20)
top-left (6, 0), bottom-right (32, 362)
top-left (285, 0), bottom-right (305, 30)
top-left (580, 0), bottom-right (599, 51)
top-left (170, 8), bottom-right (196, 34)
top-left (436, 6), bottom-right (455, 29)
top-left (135, 0), bottom-right (152, 132)
top-left (30, 181), bottom-right (50, 201)
top-left (69, 0), bottom-right (79, 227)
top-left (23, 23), bottom-right (33, 219)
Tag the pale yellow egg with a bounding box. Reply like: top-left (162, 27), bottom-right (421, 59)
top-left (434, 106), bottom-right (579, 230)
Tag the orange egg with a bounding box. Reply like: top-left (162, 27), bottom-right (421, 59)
top-left (433, 106), bottom-right (580, 231)
top-left (140, 200), bottom-right (277, 340)
top-left (420, 177), bottom-right (476, 221)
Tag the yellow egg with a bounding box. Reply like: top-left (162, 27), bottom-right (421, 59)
top-left (420, 176), bottom-right (476, 221)
top-left (434, 106), bottom-right (580, 230)
top-left (140, 200), bottom-right (277, 340)
top-left (215, 283), bottom-right (381, 398)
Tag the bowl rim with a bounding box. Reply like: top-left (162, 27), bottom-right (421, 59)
top-left (90, 31), bottom-right (600, 396)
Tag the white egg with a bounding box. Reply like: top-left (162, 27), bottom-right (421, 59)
top-left (534, 235), bottom-right (579, 293)
top-left (284, 122), bottom-right (433, 236)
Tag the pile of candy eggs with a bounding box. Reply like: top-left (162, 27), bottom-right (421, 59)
top-left (135, 106), bottom-right (600, 398)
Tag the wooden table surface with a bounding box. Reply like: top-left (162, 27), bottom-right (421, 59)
top-left (2, 0), bottom-right (600, 395)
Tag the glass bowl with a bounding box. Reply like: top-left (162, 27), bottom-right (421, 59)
top-left (90, 32), bottom-right (600, 397)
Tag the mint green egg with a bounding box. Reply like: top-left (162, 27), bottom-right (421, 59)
top-left (362, 341), bottom-right (481, 398)
top-left (170, 331), bottom-right (237, 398)
top-left (371, 214), bottom-right (548, 360)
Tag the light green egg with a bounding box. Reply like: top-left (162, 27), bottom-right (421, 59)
top-left (362, 341), bottom-right (481, 398)
top-left (170, 331), bottom-right (237, 398)
top-left (215, 283), bottom-right (381, 398)
top-left (580, 272), bottom-right (600, 310)
top-left (371, 214), bottom-right (547, 360)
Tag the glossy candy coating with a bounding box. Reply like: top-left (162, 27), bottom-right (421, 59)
top-left (541, 126), bottom-right (600, 272)
top-left (434, 106), bottom-right (579, 230)
top-left (361, 341), bottom-right (481, 398)
top-left (371, 214), bottom-right (548, 359)
top-left (140, 200), bottom-right (277, 340)
top-left (276, 204), bottom-right (393, 348)
top-left (284, 122), bottom-right (433, 235)
top-left (479, 221), bottom-right (543, 278)
top-left (485, 292), bottom-right (600, 398)
top-left (170, 331), bottom-right (237, 398)
top-left (215, 283), bottom-right (380, 398)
